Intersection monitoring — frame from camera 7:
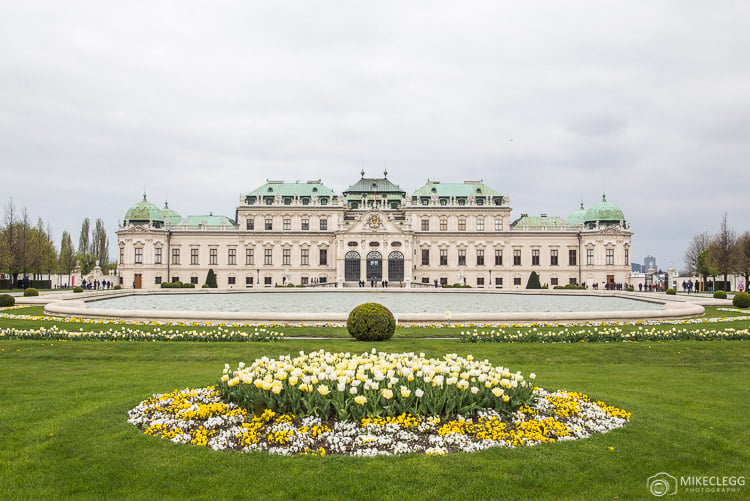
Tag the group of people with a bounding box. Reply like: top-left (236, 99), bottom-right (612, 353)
top-left (358, 280), bottom-right (392, 288)
top-left (81, 278), bottom-right (113, 290)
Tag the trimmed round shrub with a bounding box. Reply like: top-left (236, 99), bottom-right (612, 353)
top-left (23, 287), bottom-right (39, 297)
top-left (0, 294), bottom-right (15, 307)
top-left (713, 290), bottom-right (727, 299)
top-left (733, 292), bottom-right (750, 308)
top-left (666, 288), bottom-right (676, 295)
top-left (347, 303), bottom-right (396, 341)
top-left (73, 286), bottom-right (84, 293)
top-left (626, 286), bottom-right (634, 292)
top-left (113, 285), bottom-right (121, 290)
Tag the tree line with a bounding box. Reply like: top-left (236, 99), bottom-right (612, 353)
top-left (684, 213), bottom-right (750, 290)
top-left (0, 198), bottom-right (112, 288)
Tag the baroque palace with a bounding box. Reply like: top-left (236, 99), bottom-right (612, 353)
top-left (117, 172), bottom-right (632, 289)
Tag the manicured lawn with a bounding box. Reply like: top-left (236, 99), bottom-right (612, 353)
top-left (1, 338), bottom-right (748, 500)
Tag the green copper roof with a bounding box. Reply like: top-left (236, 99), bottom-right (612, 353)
top-left (567, 203), bottom-right (587, 226)
top-left (161, 202), bottom-right (183, 225)
top-left (343, 171), bottom-right (405, 195)
top-left (584, 194), bottom-right (625, 223)
top-left (511, 215), bottom-right (566, 228)
top-left (413, 181), bottom-right (501, 198)
top-left (247, 180), bottom-right (336, 198)
top-left (125, 195), bottom-right (165, 223)
top-left (181, 215), bottom-right (234, 227)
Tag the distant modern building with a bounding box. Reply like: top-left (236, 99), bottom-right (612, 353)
top-left (643, 255), bottom-right (657, 273)
top-left (631, 263), bottom-right (642, 273)
top-left (117, 172), bottom-right (633, 289)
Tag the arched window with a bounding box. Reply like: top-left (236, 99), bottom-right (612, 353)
top-left (345, 251), bottom-right (360, 282)
top-left (366, 251), bottom-right (382, 282)
top-left (388, 251), bottom-right (404, 282)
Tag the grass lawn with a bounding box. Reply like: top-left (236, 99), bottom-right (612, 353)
top-left (1, 336), bottom-right (748, 500)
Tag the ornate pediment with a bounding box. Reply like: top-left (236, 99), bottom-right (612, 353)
top-left (343, 211), bottom-right (405, 236)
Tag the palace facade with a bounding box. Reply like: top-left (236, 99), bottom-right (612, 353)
top-left (116, 172), bottom-right (632, 289)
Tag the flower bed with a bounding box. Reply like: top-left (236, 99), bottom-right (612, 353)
top-left (128, 350), bottom-right (631, 456)
top-left (0, 325), bottom-right (284, 342)
top-left (460, 325), bottom-right (750, 343)
top-left (128, 386), bottom-right (630, 456)
top-left (218, 350), bottom-right (536, 420)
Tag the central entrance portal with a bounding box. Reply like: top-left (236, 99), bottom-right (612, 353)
top-left (366, 251), bottom-right (382, 282)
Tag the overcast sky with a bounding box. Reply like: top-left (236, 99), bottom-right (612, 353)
top-left (1, 1), bottom-right (748, 271)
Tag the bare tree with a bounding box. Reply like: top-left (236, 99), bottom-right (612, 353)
top-left (91, 218), bottom-right (109, 269)
top-left (58, 231), bottom-right (75, 287)
top-left (78, 218), bottom-right (90, 255)
top-left (735, 231), bottom-right (750, 290)
top-left (683, 231), bottom-right (712, 274)
top-left (709, 213), bottom-right (737, 291)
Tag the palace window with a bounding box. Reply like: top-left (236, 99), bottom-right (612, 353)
top-left (120, 247), bottom-right (124, 264)
top-left (476, 218), bottom-right (484, 231)
top-left (301, 277), bottom-right (309, 285)
top-left (246, 248), bottom-right (254, 265)
top-left (191, 248), bottom-right (200, 265)
top-left (477, 277), bottom-right (485, 286)
top-left (301, 218), bottom-right (309, 231)
top-left (320, 218), bottom-right (327, 231)
top-left (550, 249), bottom-right (558, 266)
top-left (458, 219), bottom-right (466, 231)
top-left (134, 247), bottom-right (143, 264)
top-left (606, 249), bottom-right (614, 266)
top-left (421, 218), bottom-right (429, 231)
top-left (587, 248), bottom-right (594, 266)
top-left (246, 277), bottom-right (253, 286)
top-left (264, 277), bottom-right (272, 285)
top-left (154, 247), bottom-right (162, 264)
top-left (190, 277), bottom-right (199, 284)
top-left (513, 249), bottom-right (521, 266)
top-left (283, 218), bottom-right (291, 231)
top-left (228, 248), bottom-right (236, 265)
top-left (228, 277), bottom-right (236, 285)
top-left (421, 249), bottom-right (430, 266)
top-left (155, 276), bottom-right (162, 285)
top-left (495, 277), bottom-right (503, 287)
top-left (625, 248), bottom-right (629, 265)
top-left (495, 249), bottom-right (503, 266)
top-left (532, 249), bottom-right (540, 266)
top-left (265, 218), bottom-right (273, 230)
top-left (458, 249), bottom-right (466, 266)
top-left (440, 249), bottom-right (448, 266)
top-left (246, 218), bottom-right (254, 230)
top-left (476, 249), bottom-right (484, 266)
top-left (495, 218), bottom-right (503, 231)
top-left (568, 249), bottom-right (577, 266)
top-left (209, 248), bottom-right (217, 265)
top-left (301, 248), bottom-right (309, 265)
top-left (513, 277), bottom-right (521, 286)
top-left (551, 277), bottom-right (559, 286)
top-left (264, 248), bottom-right (272, 265)
top-left (283, 248), bottom-right (291, 265)
top-left (440, 218), bottom-right (447, 231)
top-left (319, 249), bottom-right (327, 266)
top-left (171, 248), bottom-right (180, 265)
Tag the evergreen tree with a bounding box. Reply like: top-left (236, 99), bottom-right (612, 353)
top-left (79, 218), bottom-right (90, 256)
top-left (58, 231), bottom-right (76, 283)
top-left (205, 268), bottom-right (218, 288)
top-left (526, 271), bottom-right (542, 289)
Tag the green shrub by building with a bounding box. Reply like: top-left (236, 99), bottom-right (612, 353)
top-left (0, 294), bottom-right (15, 307)
top-left (73, 286), bottom-right (84, 293)
top-left (733, 292), bottom-right (750, 308)
top-left (113, 285), bottom-right (121, 290)
top-left (526, 271), bottom-right (541, 289)
top-left (23, 288), bottom-right (39, 297)
top-left (205, 269), bottom-right (218, 288)
top-left (666, 288), bottom-right (676, 295)
top-left (713, 290), bottom-right (727, 299)
top-left (347, 303), bottom-right (396, 341)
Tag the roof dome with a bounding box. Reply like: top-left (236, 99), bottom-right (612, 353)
top-left (124, 194), bottom-right (165, 225)
top-left (583, 194), bottom-right (625, 226)
top-left (160, 202), bottom-right (182, 225)
top-left (567, 202), bottom-right (587, 226)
